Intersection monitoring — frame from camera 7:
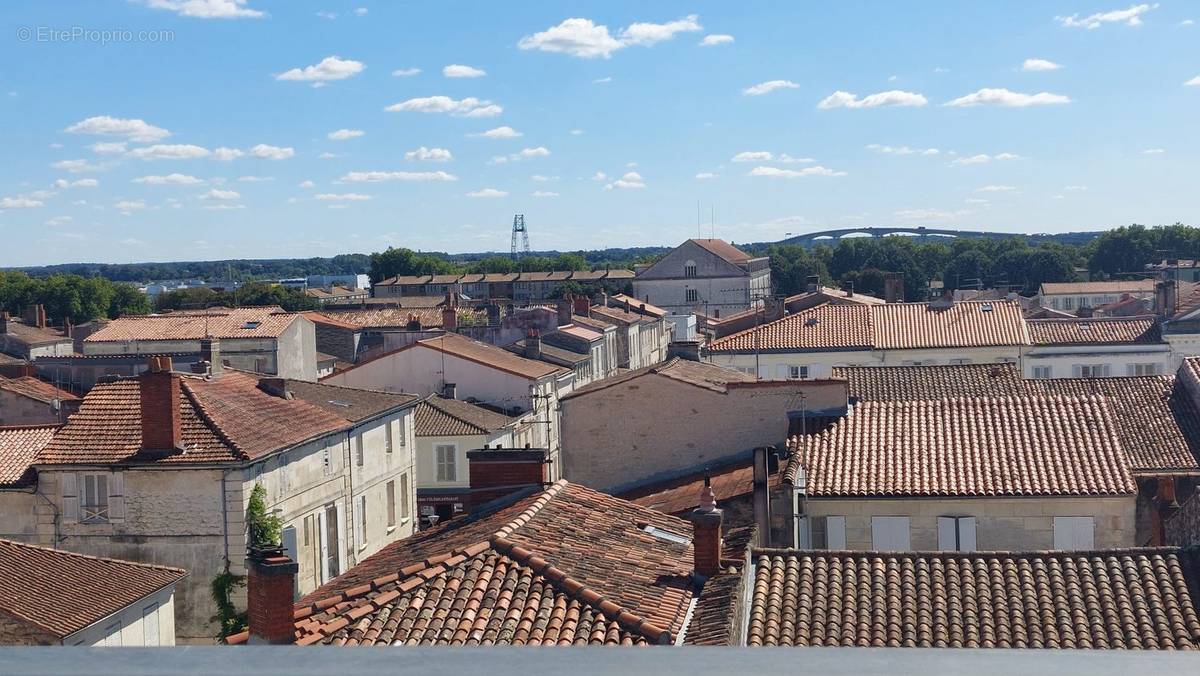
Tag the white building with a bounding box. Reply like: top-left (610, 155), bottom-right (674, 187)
top-left (1037, 280), bottom-right (1156, 314)
top-left (1022, 316), bottom-right (1171, 378)
top-left (632, 239), bottom-right (771, 316)
top-left (0, 539), bottom-right (186, 646)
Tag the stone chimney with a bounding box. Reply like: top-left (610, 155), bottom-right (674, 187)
top-left (689, 478), bottom-right (723, 578)
top-left (442, 307), bottom-right (458, 332)
top-left (201, 337), bottom-right (222, 377)
top-left (1156, 280), bottom-right (1178, 317)
top-left (667, 341), bottom-right (701, 362)
top-left (843, 281), bottom-right (855, 298)
top-left (139, 356), bottom-right (183, 458)
top-left (805, 275), bottom-right (820, 294)
top-left (573, 294), bottom-right (590, 318)
top-left (406, 313), bottom-right (422, 331)
top-left (557, 295), bottom-right (573, 327)
top-left (883, 274), bottom-right (904, 303)
top-left (25, 304), bottom-right (47, 329)
top-left (245, 549), bottom-right (298, 644)
top-left (524, 328), bottom-right (542, 361)
top-left (466, 447), bottom-right (548, 509)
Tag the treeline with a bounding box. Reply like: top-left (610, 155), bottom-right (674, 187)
top-left (0, 271), bottom-right (150, 324)
top-left (368, 247), bottom-right (633, 283)
top-left (14, 254), bottom-right (372, 284)
top-left (153, 282), bottom-right (320, 313)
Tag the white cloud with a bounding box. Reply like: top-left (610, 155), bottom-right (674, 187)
top-left (1185, 75), bottom-right (1200, 86)
top-left (404, 146), bottom-right (453, 161)
top-left (54, 178), bottom-right (99, 188)
top-left (298, 180), bottom-right (316, 188)
top-left (212, 147), bottom-right (244, 161)
top-left (950, 152), bottom-right (1021, 166)
top-left (1056, 4), bottom-right (1157, 29)
top-left (604, 171), bottom-right (646, 190)
top-left (468, 188), bottom-right (508, 198)
top-left (1022, 58), bottom-right (1063, 72)
top-left (700, 34), bottom-right (734, 46)
top-left (945, 88), bottom-right (1070, 107)
top-left (743, 80), bottom-right (799, 96)
top-left (316, 11), bottom-right (337, 19)
top-left (115, 199), bottom-right (148, 213)
top-left (328, 128), bottom-right (365, 140)
top-left (532, 190), bottom-right (559, 198)
top-left (531, 175), bottom-right (555, 182)
top-left (200, 188), bottom-right (241, 200)
top-left (1142, 148), bottom-right (1165, 155)
top-left (385, 96), bottom-right (502, 117)
top-left (492, 147), bottom-right (551, 164)
top-left (749, 165), bottom-right (846, 178)
top-left (392, 67), bottom-right (421, 77)
top-left (44, 216), bottom-right (73, 226)
top-left (976, 185), bottom-right (1018, 192)
top-left (355, 7), bottom-right (367, 16)
top-left (315, 192), bottom-right (371, 201)
top-left (65, 115), bottom-right (170, 142)
top-left (518, 15), bottom-right (701, 59)
top-left (893, 208), bottom-right (969, 222)
top-left (202, 203), bottom-right (245, 210)
top-left (1065, 185), bottom-right (1089, 191)
top-left (127, 144), bottom-right (212, 160)
top-left (818, 90), bottom-right (928, 108)
top-left (443, 64), bottom-right (486, 78)
top-left (134, 173), bottom-right (204, 185)
top-left (471, 126), bottom-right (522, 139)
top-left (0, 196), bottom-right (43, 209)
top-left (933, 67), bottom-right (950, 74)
top-left (866, 144), bottom-right (940, 156)
top-left (695, 172), bottom-right (718, 180)
top-left (570, 129), bottom-right (585, 136)
top-left (249, 144), bottom-right (294, 160)
top-left (317, 152), bottom-right (340, 159)
top-left (591, 171), bottom-right (608, 181)
top-left (1180, 19), bottom-right (1195, 27)
top-left (593, 76), bottom-right (613, 84)
top-left (138, 0), bottom-right (265, 19)
top-left (276, 56), bottom-right (364, 85)
top-left (90, 142), bottom-right (129, 155)
top-left (52, 159), bottom-right (103, 173)
top-left (339, 170), bottom-right (458, 182)
top-left (237, 175), bottom-right (273, 182)
top-left (732, 151), bottom-right (774, 162)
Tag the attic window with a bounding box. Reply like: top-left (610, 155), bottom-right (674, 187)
top-left (640, 524), bottom-right (691, 545)
top-left (805, 317), bottom-right (820, 327)
top-left (980, 303), bottom-right (994, 312)
top-left (242, 321), bottom-right (261, 329)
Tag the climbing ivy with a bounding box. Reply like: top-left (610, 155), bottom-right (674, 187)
top-left (210, 569), bottom-right (246, 642)
top-left (247, 483), bottom-right (282, 549)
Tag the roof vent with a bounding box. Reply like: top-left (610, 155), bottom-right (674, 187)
top-left (640, 524), bottom-right (691, 545)
top-left (1079, 323), bottom-right (1092, 330)
top-left (327, 399), bottom-right (352, 408)
top-left (980, 303), bottom-right (994, 312)
top-left (805, 316), bottom-right (820, 327)
top-left (242, 321), bottom-right (261, 329)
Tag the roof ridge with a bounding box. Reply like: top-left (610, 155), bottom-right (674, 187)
top-left (0, 423), bottom-right (61, 431)
top-left (419, 395), bottom-right (491, 435)
top-left (489, 534), bottom-right (673, 645)
top-left (0, 537), bottom-right (188, 574)
top-left (179, 379), bottom-right (249, 461)
top-left (491, 479), bottom-right (568, 539)
top-left (751, 546), bottom-right (1186, 558)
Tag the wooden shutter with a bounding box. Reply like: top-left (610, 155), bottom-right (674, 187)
top-left (108, 472), bottom-right (125, 521)
top-left (61, 473), bottom-right (79, 522)
top-left (826, 516), bottom-right (847, 549)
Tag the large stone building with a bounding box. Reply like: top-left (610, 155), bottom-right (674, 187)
top-left (632, 239), bottom-right (771, 316)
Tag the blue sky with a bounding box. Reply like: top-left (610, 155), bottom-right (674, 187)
top-left (1, 1), bottom-right (1198, 266)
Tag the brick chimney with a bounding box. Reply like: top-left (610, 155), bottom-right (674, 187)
top-left (466, 447), bottom-right (548, 509)
top-left (139, 356), bottom-right (183, 458)
top-left (1156, 280), bottom-right (1178, 317)
top-left (689, 477), bottom-right (723, 578)
top-left (442, 307), bottom-right (458, 331)
top-left (524, 329), bottom-right (542, 361)
top-left (245, 550), bottom-right (298, 644)
top-left (557, 295), bottom-right (573, 327)
top-left (573, 294), bottom-right (590, 318)
top-left (883, 274), bottom-right (904, 303)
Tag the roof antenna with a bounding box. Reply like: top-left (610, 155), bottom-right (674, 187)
top-left (697, 200), bottom-right (702, 239)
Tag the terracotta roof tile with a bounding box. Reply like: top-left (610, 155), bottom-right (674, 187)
top-left (0, 538), bottom-right (185, 640)
top-left (0, 425), bottom-right (58, 487)
top-left (1029, 316), bottom-right (1163, 345)
top-left (312, 307), bottom-right (485, 329)
top-left (294, 481), bottom-right (697, 646)
top-left (1040, 280), bottom-right (1157, 296)
top-left (0, 376), bottom-right (79, 404)
top-left (415, 333), bottom-right (564, 380)
top-left (708, 300), bottom-right (1030, 353)
top-left (747, 548), bottom-right (1200, 649)
top-left (0, 320), bottom-right (72, 349)
top-left (413, 395), bottom-right (515, 437)
top-left (688, 239), bottom-right (752, 264)
top-left (834, 363), bottom-right (1024, 401)
top-left (623, 457), bottom-right (778, 516)
top-left (563, 358), bottom-right (755, 401)
top-left (281, 379), bottom-right (418, 423)
top-left (84, 306), bottom-right (299, 342)
top-left (785, 395), bottom-right (1136, 497)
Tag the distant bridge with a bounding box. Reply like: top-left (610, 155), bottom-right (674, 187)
top-left (777, 226), bottom-right (1036, 246)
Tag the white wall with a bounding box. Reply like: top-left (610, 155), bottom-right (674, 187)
top-left (1021, 344), bottom-right (1173, 378)
top-left (65, 586), bottom-right (177, 647)
top-left (706, 345), bottom-right (1022, 379)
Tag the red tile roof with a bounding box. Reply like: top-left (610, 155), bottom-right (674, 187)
top-left (708, 300), bottom-right (1030, 353)
top-left (415, 333), bottom-right (564, 380)
top-left (0, 376), bottom-right (79, 404)
top-left (84, 306), bottom-right (300, 342)
top-left (413, 395), bottom-right (515, 437)
top-left (0, 320), bottom-right (72, 348)
top-left (1029, 316), bottom-right (1162, 345)
top-left (1040, 280), bottom-right (1157, 296)
top-left (747, 548), bottom-right (1200, 649)
top-left (785, 395), bottom-right (1136, 497)
top-left (622, 456), bottom-right (779, 516)
top-left (269, 481), bottom-right (697, 646)
top-left (562, 357), bottom-right (755, 400)
top-left (834, 363), bottom-right (1024, 401)
top-left (689, 239), bottom-right (753, 264)
top-left (0, 425), bottom-right (58, 488)
top-left (0, 538), bottom-right (185, 641)
top-left (38, 371), bottom-right (349, 466)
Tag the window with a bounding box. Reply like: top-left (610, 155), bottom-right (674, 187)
top-left (685, 288), bottom-right (698, 303)
top-left (400, 474), bottom-right (410, 520)
top-left (385, 421), bottom-right (394, 454)
top-left (1075, 364), bottom-right (1110, 378)
top-left (1128, 363), bottom-right (1159, 376)
top-left (1053, 516), bottom-right (1094, 550)
top-left (103, 622), bottom-right (122, 647)
top-left (386, 481), bottom-right (396, 528)
top-left (279, 454), bottom-right (290, 493)
top-left (683, 261), bottom-right (698, 278)
top-left (435, 445), bottom-right (457, 482)
top-left (322, 444), bottom-right (333, 476)
top-left (788, 365), bottom-right (809, 380)
top-left (948, 358), bottom-right (972, 365)
top-left (356, 495), bottom-right (368, 548)
top-left (81, 474), bottom-right (110, 523)
top-left (354, 433), bottom-right (364, 467)
top-left (303, 514), bottom-right (313, 547)
top-left (142, 605), bottom-right (159, 646)
top-left (871, 516), bottom-right (910, 551)
top-left (937, 516), bottom-right (977, 552)
top-left (1032, 365), bottom-right (1053, 379)
top-left (801, 515), bottom-right (846, 549)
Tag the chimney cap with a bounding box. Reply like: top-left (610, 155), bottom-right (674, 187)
top-left (698, 475), bottom-right (717, 512)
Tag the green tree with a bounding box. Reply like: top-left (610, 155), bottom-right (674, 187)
top-left (943, 251), bottom-right (992, 290)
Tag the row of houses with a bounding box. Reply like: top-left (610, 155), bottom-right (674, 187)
top-left (373, 269), bottom-right (636, 301)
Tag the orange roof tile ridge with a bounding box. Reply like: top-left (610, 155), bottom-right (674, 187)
top-left (179, 379), bottom-right (249, 461)
top-left (490, 478), bottom-right (568, 539)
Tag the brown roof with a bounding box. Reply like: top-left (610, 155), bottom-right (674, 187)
top-left (689, 239), bottom-right (752, 264)
top-left (834, 363), bottom-right (1024, 401)
top-left (0, 425), bottom-right (58, 488)
top-left (319, 307), bottom-right (484, 329)
top-left (84, 306), bottom-right (300, 342)
top-left (413, 395), bottom-right (515, 437)
top-left (623, 456), bottom-right (779, 516)
top-left (269, 481), bottom-right (697, 646)
top-left (1040, 280), bottom-right (1157, 296)
top-left (785, 395), bottom-right (1135, 497)
top-left (38, 371), bottom-right (349, 466)
top-left (0, 320), bottom-right (72, 348)
top-left (0, 376), bottom-right (79, 404)
top-left (1029, 316), bottom-right (1163, 345)
top-left (415, 333), bottom-right (564, 380)
top-left (610, 294), bottom-right (668, 318)
top-left (375, 275), bottom-right (431, 286)
top-left (747, 548), bottom-right (1200, 649)
top-left (708, 300), bottom-right (1030, 353)
top-left (280, 379), bottom-right (418, 423)
top-left (563, 357), bottom-right (756, 400)
top-left (300, 311), bottom-right (360, 330)
top-left (0, 538), bottom-right (185, 641)
top-left (589, 304), bottom-right (654, 326)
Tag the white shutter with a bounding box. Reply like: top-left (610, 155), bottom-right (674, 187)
top-left (871, 516), bottom-right (911, 551)
top-left (958, 517), bottom-right (977, 551)
top-left (797, 517), bottom-right (812, 549)
top-left (826, 516), bottom-right (847, 549)
top-left (317, 510), bottom-right (329, 584)
top-left (937, 517), bottom-right (957, 551)
top-left (1053, 516), bottom-right (1094, 550)
top-left (108, 472), bottom-right (125, 521)
top-left (1072, 364), bottom-right (1082, 377)
top-left (61, 473), bottom-right (79, 522)
top-left (775, 365), bottom-right (788, 379)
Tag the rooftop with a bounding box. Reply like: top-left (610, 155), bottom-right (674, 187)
top-left (0, 319), bottom-right (72, 348)
top-left (1028, 316), bottom-right (1163, 345)
top-left (745, 548), bottom-right (1200, 649)
top-left (277, 379), bottom-right (419, 423)
top-left (84, 306), bottom-right (300, 342)
top-left (563, 357), bottom-right (756, 400)
top-left (414, 333), bottom-right (565, 380)
top-left (0, 425), bottom-right (58, 488)
top-left (688, 238), bottom-right (754, 264)
top-left (1039, 280), bottom-right (1157, 296)
top-left (0, 538), bottom-right (185, 641)
top-left (622, 456), bottom-right (778, 516)
top-left (313, 307), bottom-right (485, 330)
top-left (413, 394), bottom-right (516, 437)
top-left (0, 376), bottom-right (79, 404)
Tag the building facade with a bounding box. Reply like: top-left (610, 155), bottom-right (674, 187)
top-left (632, 239), bottom-right (771, 315)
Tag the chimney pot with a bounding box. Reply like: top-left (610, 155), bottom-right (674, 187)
top-left (245, 551), bottom-right (298, 644)
top-left (689, 477), bottom-right (724, 578)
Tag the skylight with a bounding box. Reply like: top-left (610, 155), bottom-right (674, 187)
top-left (641, 525), bottom-right (691, 545)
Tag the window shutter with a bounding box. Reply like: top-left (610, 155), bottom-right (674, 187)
top-left (1072, 364), bottom-right (1082, 377)
top-left (776, 365), bottom-right (788, 379)
top-left (937, 516), bottom-right (957, 551)
top-left (108, 472), bottom-right (125, 521)
top-left (826, 516), bottom-right (847, 549)
top-left (958, 517), bottom-right (977, 551)
top-left (61, 473), bottom-right (79, 522)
